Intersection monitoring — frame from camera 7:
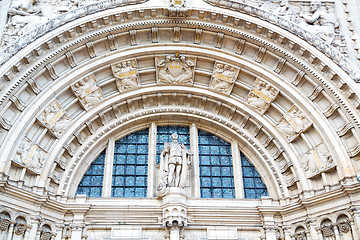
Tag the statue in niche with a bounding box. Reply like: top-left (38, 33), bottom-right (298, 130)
top-left (15, 138), bottom-right (45, 173)
top-left (246, 79), bottom-right (279, 114)
top-left (37, 100), bottom-right (72, 138)
top-left (301, 149), bottom-right (333, 178)
top-left (209, 62), bottom-right (239, 94)
top-left (158, 133), bottom-right (193, 193)
top-left (111, 59), bottom-right (140, 91)
top-left (156, 53), bottom-right (195, 84)
top-left (277, 105), bottom-right (311, 141)
top-left (71, 75), bottom-right (104, 110)
top-left (299, 0), bottom-right (338, 45)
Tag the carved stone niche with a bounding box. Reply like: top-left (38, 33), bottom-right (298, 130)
top-left (321, 225), bottom-right (335, 238)
top-left (71, 74), bottom-right (104, 110)
top-left (111, 59), bottom-right (140, 92)
top-left (246, 78), bottom-right (279, 114)
top-left (155, 53), bottom-right (196, 85)
top-left (301, 146), bottom-right (335, 179)
top-left (13, 137), bottom-right (46, 174)
top-left (37, 100), bottom-right (72, 138)
top-left (209, 61), bottom-right (240, 95)
top-left (276, 105), bottom-right (312, 142)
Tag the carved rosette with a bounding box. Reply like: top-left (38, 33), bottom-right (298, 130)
top-left (209, 61), bottom-right (240, 95)
top-left (156, 54), bottom-right (196, 85)
top-left (71, 74), bottom-right (104, 110)
top-left (14, 137), bottom-right (46, 174)
top-left (0, 218), bottom-right (11, 231)
top-left (14, 223), bottom-right (27, 235)
top-left (295, 231), bottom-right (307, 240)
top-left (338, 221), bottom-right (350, 233)
top-left (40, 231), bottom-right (54, 240)
top-left (246, 79), bottom-right (279, 114)
top-left (277, 105), bottom-right (311, 142)
top-left (111, 59), bottom-right (140, 92)
top-left (36, 100), bottom-right (72, 138)
top-left (321, 225), bottom-right (335, 238)
top-left (301, 147), bottom-right (335, 179)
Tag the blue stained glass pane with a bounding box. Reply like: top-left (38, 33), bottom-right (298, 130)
top-left (126, 155), bottom-right (136, 164)
top-left (119, 145), bottom-right (127, 153)
top-left (136, 176), bottom-right (147, 186)
top-left (255, 189), bottom-right (267, 199)
top-left (200, 146), bottom-right (210, 154)
top-left (136, 166), bottom-right (147, 175)
top-left (137, 145), bottom-right (148, 154)
top-left (201, 177), bottom-right (211, 187)
top-left (138, 135), bottom-right (148, 143)
top-left (213, 188), bottom-right (222, 198)
top-left (243, 167), bottom-right (254, 177)
top-left (135, 188), bottom-right (146, 198)
top-left (254, 170), bottom-right (261, 177)
top-left (115, 155), bottom-right (126, 164)
top-left (255, 178), bottom-right (266, 188)
top-left (221, 167), bottom-right (231, 176)
top-left (210, 156), bottom-right (220, 165)
top-left (201, 188), bottom-right (211, 198)
top-left (137, 155), bottom-right (146, 164)
top-left (244, 178), bottom-right (254, 188)
top-left (127, 145), bottom-right (137, 154)
top-left (200, 156), bottom-right (210, 165)
top-left (113, 176), bottom-right (124, 186)
top-left (125, 176), bottom-right (135, 186)
top-left (245, 189), bottom-right (256, 199)
top-left (212, 177), bottom-right (221, 187)
top-left (201, 166), bottom-right (211, 176)
top-left (220, 156), bottom-right (231, 165)
top-left (211, 167), bottom-right (221, 176)
top-left (115, 165), bottom-right (125, 175)
top-left (90, 187), bottom-right (101, 197)
top-left (220, 146), bottom-right (230, 155)
top-left (223, 189), bottom-right (234, 199)
top-left (210, 146), bottom-right (219, 155)
top-left (113, 188), bottom-right (124, 197)
top-left (124, 188), bottom-right (135, 197)
top-left (222, 177), bottom-right (232, 187)
top-left (126, 166), bottom-right (135, 175)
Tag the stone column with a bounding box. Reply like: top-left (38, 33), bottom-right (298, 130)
top-left (70, 224), bottom-right (84, 240)
top-left (147, 122), bottom-right (157, 197)
top-left (27, 218), bottom-right (39, 240)
top-left (190, 123), bottom-right (200, 198)
top-left (231, 141), bottom-right (244, 199)
top-left (54, 225), bottom-right (63, 240)
top-left (24, 227), bottom-right (31, 240)
top-left (349, 219), bottom-right (359, 240)
top-left (264, 226), bottom-right (277, 240)
top-left (6, 223), bottom-right (14, 240)
top-left (283, 228), bottom-right (292, 240)
top-left (306, 219), bottom-right (320, 240)
top-left (103, 139), bottom-right (115, 197)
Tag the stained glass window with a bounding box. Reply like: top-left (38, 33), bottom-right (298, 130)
top-left (241, 153), bottom-right (268, 199)
top-left (76, 150), bottom-right (105, 197)
top-left (112, 129), bottom-right (149, 198)
top-left (198, 130), bottom-right (235, 199)
top-left (156, 126), bottom-right (190, 164)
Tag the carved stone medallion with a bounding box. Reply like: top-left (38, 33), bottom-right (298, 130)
top-left (36, 100), bottom-right (72, 138)
top-left (338, 221), bottom-right (350, 233)
top-left (295, 231), bottom-right (307, 240)
top-left (321, 225), bottom-right (335, 237)
top-left (14, 137), bottom-right (46, 173)
top-left (209, 61), bottom-right (240, 94)
top-left (14, 223), bottom-right (27, 235)
top-left (277, 105), bottom-right (311, 142)
top-left (246, 78), bottom-right (279, 114)
top-left (301, 148), bottom-right (334, 178)
top-left (71, 74), bottom-right (104, 110)
top-left (111, 59), bottom-right (140, 92)
top-left (156, 54), bottom-right (195, 84)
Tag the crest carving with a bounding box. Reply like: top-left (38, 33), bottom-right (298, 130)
top-left (156, 54), bottom-right (195, 84)
top-left (277, 105), bottom-right (311, 142)
top-left (209, 61), bottom-right (240, 94)
top-left (71, 74), bottom-right (104, 110)
top-left (37, 100), bottom-right (72, 138)
top-left (14, 137), bottom-right (46, 173)
top-left (301, 147), bottom-right (334, 178)
top-left (246, 79), bottom-right (279, 114)
top-left (111, 59), bottom-right (140, 91)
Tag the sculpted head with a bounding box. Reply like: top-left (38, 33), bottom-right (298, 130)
top-left (280, 0), bottom-right (289, 7)
top-left (310, 0), bottom-right (321, 12)
top-left (171, 133), bottom-right (178, 141)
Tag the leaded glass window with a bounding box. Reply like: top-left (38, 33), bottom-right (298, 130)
top-left (112, 129), bottom-right (149, 198)
top-left (241, 153), bottom-right (268, 199)
top-left (198, 130), bottom-right (235, 199)
top-left (76, 150), bottom-right (105, 197)
top-left (156, 126), bottom-right (190, 164)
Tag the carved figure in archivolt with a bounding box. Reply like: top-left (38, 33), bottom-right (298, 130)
top-left (259, 0), bottom-right (298, 22)
top-left (37, 100), bottom-right (72, 138)
top-left (299, 0), bottom-right (338, 45)
top-left (156, 53), bottom-right (195, 84)
top-left (111, 59), bottom-right (140, 91)
top-left (246, 79), bottom-right (279, 114)
top-left (158, 133), bottom-right (192, 194)
top-left (71, 75), bottom-right (104, 110)
top-left (14, 137), bottom-right (46, 173)
top-left (301, 148), bottom-right (334, 178)
top-left (277, 105), bottom-right (311, 141)
top-left (209, 62), bottom-right (240, 94)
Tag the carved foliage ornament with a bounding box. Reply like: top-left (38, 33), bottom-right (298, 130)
top-left (37, 100), bottom-right (72, 138)
top-left (14, 137), bottom-right (46, 173)
top-left (156, 53), bottom-right (195, 85)
top-left (246, 78), bottom-right (279, 114)
top-left (277, 105), bottom-right (311, 142)
top-left (209, 61), bottom-right (240, 95)
top-left (321, 225), bottom-right (335, 237)
top-left (71, 74), bottom-right (104, 110)
top-left (111, 59), bottom-right (140, 92)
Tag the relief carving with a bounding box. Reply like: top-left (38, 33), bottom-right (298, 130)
top-left (14, 137), bottom-right (46, 173)
top-left (14, 223), bottom-right (27, 235)
top-left (301, 148), bottom-right (334, 178)
top-left (246, 79), bottom-right (279, 114)
top-left (295, 231), bottom-right (307, 240)
top-left (277, 105), bottom-right (311, 141)
top-left (156, 53), bottom-right (195, 84)
top-left (338, 221), bottom-right (350, 233)
top-left (71, 75), bottom-right (104, 110)
top-left (37, 100), bottom-right (72, 138)
top-left (209, 61), bottom-right (240, 94)
top-left (111, 59), bottom-right (140, 91)
top-left (321, 225), bottom-right (335, 238)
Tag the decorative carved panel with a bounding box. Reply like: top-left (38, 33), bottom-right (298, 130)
top-left (14, 137), bottom-right (46, 173)
top-left (71, 74), bottom-right (104, 110)
top-left (301, 148), bottom-right (335, 179)
top-left (209, 61), bottom-right (240, 95)
top-left (246, 78), bottom-right (279, 114)
top-left (111, 59), bottom-right (140, 92)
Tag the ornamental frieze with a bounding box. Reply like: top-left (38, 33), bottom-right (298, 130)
top-left (246, 79), bottom-right (279, 114)
top-left (36, 100), bottom-right (72, 138)
top-left (111, 59), bottom-right (140, 91)
top-left (277, 105), bottom-right (311, 142)
top-left (156, 53), bottom-right (196, 84)
top-left (209, 61), bottom-right (240, 95)
top-left (71, 74), bottom-right (104, 110)
top-left (14, 137), bottom-right (46, 174)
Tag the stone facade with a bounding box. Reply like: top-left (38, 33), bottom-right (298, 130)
top-left (0, 0), bottom-right (360, 239)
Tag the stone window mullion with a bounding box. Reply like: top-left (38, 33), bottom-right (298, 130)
top-left (147, 122), bottom-right (157, 197)
top-left (103, 139), bottom-right (115, 197)
top-left (231, 141), bottom-right (244, 199)
top-left (190, 123), bottom-right (200, 198)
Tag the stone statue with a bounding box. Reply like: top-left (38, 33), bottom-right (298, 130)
top-left (158, 133), bottom-right (192, 192)
top-left (71, 75), bottom-right (104, 110)
top-left (299, 0), bottom-right (338, 44)
top-left (247, 79), bottom-right (278, 114)
top-left (209, 62), bottom-right (239, 94)
top-left (156, 54), bottom-right (195, 84)
top-left (111, 59), bottom-right (140, 91)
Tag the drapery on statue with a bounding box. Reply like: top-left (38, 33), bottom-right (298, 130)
top-left (158, 133), bottom-right (192, 192)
